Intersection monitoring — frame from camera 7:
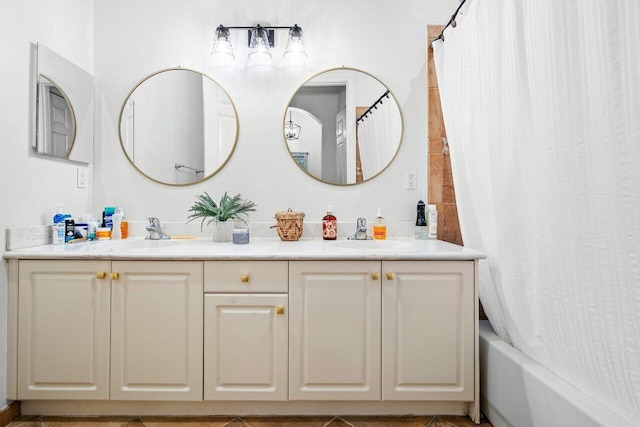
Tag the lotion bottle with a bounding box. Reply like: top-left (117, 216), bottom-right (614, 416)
top-left (116, 207), bottom-right (128, 239)
top-left (322, 205), bottom-right (337, 240)
top-left (52, 204), bottom-right (65, 245)
top-left (111, 211), bottom-right (123, 240)
top-left (427, 204), bottom-right (438, 239)
top-left (373, 208), bottom-right (387, 240)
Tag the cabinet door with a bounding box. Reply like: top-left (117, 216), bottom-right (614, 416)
top-left (110, 261), bottom-right (203, 400)
top-left (18, 260), bottom-right (111, 400)
top-left (204, 294), bottom-right (288, 400)
top-left (289, 261), bottom-right (381, 400)
top-left (382, 261), bottom-right (474, 400)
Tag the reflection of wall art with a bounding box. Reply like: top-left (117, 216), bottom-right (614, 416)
top-left (291, 152), bottom-right (309, 171)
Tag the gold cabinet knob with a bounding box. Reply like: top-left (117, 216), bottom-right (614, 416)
top-left (276, 305), bottom-right (285, 315)
top-left (371, 272), bottom-right (380, 280)
top-left (96, 272), bottom-right (106, 279)
top-left (386, 272), bottom-right (395, 280)
top-left (240, 274), bottom-right (250, 283)
top-left (111, 272), bottom-right (120, 280)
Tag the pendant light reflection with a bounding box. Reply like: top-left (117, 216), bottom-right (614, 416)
top-left (285, 110), bottom-right (301, 140)
top-left (211, 25), bottom-right (235, 65)
top-left (284, 25), bottom-right (307, 64)
top-left (248, 25), bottom-right (272, 62)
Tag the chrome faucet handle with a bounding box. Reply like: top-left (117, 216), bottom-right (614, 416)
top-left (347, 217), bottom-right (372, 240)
top-left (148, 217), bottom-right (160, 227)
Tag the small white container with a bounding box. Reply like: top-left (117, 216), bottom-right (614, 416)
top-left (427, 204), bottom-right (438, 239)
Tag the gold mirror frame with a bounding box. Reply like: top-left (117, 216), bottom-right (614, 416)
top-left (118, 67), bottom-right (239, 186)
top-left (284, 67), bottom-right (404, 186)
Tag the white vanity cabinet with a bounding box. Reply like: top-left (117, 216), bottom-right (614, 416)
top-left (204, 261), bottom-right (288, 400)
top-left (110, 261), bottom-right (203, 400)
top-left (289, 260), bottom-right (475, 402)
top-left (289, 261), bottom-right (382, 400)
top-left (6, 238), bottom-right (482, 420)
top-left (17, 260), bottom-right (111, 400)
top-left (381, 261), bottom-right (474, 401)
top-left (15, 260), bottom-right (203, 401)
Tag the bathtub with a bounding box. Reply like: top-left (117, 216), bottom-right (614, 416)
top-left (479, 320), bottom-right (632, 427)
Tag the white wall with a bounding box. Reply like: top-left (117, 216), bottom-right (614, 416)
top-left (93, 0), bottom-right (457, 226)
top-left (0, 0), bottom-right (94, 408)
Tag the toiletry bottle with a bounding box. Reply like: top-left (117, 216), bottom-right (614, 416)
top-left (373, 208), bottom-right (387, 240)
top-left (88, 217), bottom-right (98, 241)
top-left (415, 200), bottom-right (427, 240)
top-left (116, 207), bottom-right (128, 239)
top-left (111, 211), bottom-right (123, 240)
top-left (64, 215), bottom-right (75, 243)
top-left (52, 204), bottom-right (65, 245)
top-left (427, 204), bottom-right (438, 239)
top-left (322, 205), bottom-right (337, 240)
top-left (103, 206), bottom-right (115, 229)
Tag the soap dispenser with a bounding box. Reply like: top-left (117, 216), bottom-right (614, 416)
top-left (322, 205), bottom-right (337, 240)
top-left (373, 208), bottom-right (387, 240)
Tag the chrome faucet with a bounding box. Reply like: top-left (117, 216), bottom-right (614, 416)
top-left (146, 217), bottom-right (171, 240)
top-left (347, 217), bottom-right (372, 240)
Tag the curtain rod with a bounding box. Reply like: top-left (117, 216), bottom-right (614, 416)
top-left (430, 0), bottom-right (469, 49)
top-left (357, 90), bottom-right (390, 123)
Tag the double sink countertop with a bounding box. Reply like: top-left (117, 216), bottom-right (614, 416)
top-left (4, 237), bottom-right (486, 261)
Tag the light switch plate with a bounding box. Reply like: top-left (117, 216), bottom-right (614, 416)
top-left (77, 167), bottom-right (88, 188)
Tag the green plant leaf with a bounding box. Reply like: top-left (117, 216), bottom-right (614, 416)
top-left (187, 191), bottom-right (257, 230)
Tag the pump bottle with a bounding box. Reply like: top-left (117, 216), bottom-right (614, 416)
top-left (52, 204), bottom-right (65, 245)
top-left (372, 208), bottom-right (387, 240)
top-left (322, 205), bottom-right (337, 240)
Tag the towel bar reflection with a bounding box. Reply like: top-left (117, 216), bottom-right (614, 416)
top-left (175, 163), bottom-right (204, 174)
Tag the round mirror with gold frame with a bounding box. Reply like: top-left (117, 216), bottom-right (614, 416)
top-left (284, 67), bottom-right (403, 185)
top-left (118, 68), bottom-right (239, 186)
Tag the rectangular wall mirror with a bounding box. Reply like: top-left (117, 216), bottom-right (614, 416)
top-left (31, 43), bottom-right (94, 164)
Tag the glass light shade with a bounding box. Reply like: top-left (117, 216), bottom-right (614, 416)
top-left (211, 26), bottom-right (235, 64)
top-left (284, 25), bottom-right (307, 63)
top-left (285, 111), bottom-right (301, 140)
top-left (248, 26), bottom-right (272, 62)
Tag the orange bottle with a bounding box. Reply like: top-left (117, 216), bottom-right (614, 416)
top-left (372, 208), bottom-right (387, 240)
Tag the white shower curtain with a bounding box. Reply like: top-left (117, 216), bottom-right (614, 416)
top-left (433, 0), bottom-right (640, 422)
top-left (358, 94), bottom-right (402, 180)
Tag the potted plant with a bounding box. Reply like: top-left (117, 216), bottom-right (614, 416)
top-left (187, 192), bottom-right (257, 242)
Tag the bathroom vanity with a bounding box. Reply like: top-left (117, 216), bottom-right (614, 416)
top-left (5, 238), bottom-right (484, 422)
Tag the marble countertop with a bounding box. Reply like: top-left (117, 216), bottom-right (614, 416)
top-left (4, 237), bottom-right (485, 261)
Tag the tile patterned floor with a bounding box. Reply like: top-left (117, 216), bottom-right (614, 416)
top-left (6, 415), bottom-right (493, 427)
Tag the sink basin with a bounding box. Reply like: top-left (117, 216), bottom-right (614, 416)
top-left (328, 240), bottom-right (411, 251)
top-left (89, 239), bottom-right (185, 252)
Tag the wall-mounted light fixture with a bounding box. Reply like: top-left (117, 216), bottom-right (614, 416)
top-left (212, 24), bottom-right (306, 64)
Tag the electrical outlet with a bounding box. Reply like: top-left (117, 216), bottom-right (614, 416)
top-left (77, 167), bottom-right (88, 188)
top-left (405, 172), bottom-right (417, 190)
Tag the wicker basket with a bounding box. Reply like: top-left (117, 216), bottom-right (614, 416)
top-left (274, 208), bottom-right (305, 241)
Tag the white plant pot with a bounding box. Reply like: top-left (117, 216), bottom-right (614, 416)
top-left (211, 219), bottom-right (234, 242)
